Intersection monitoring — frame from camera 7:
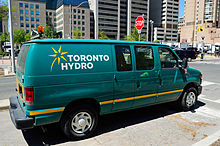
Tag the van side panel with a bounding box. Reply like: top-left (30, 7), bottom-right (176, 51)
top-left (24, 43), bottom-right (114, 118)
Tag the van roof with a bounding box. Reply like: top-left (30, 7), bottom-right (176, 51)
top-left (26, 39), bottom-right (168, 46)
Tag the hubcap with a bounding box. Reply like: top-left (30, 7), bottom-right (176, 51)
top-left (71, 112), bottom-right (92, 134)
top-left (186, 92), bottom-right (196, 107)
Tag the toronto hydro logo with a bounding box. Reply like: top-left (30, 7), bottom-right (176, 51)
top-left (49, 46), bottom-right (110, 72)
top-left (49, 46), bottom-right (68, 72)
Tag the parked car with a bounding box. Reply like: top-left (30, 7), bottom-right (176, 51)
top-left (174, 49), bottom-right (197, 61)
top-left (187, 47), bottom-right (200, 54)
top-left (9, 39), bottom-right (202, 140)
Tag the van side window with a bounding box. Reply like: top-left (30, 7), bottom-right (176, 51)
top-left (115, 46), bottom-right (132, 71)
top-left (158, 47), bottom-right (178, 68)
top-left (134, 46), bottom-right (154, 70)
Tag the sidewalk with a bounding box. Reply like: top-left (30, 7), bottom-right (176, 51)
top-left (196, 54), bottom-right (220, 61)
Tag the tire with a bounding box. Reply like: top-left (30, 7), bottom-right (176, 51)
top-left (60, 104), bottom-right (98, 140)
top-left (178, 87), bottom-right (198, 111)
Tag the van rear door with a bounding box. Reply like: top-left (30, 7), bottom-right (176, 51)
top-left (16, 44), bottom-right (30, 101)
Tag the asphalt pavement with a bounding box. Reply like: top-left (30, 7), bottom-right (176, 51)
top-left (0, 60), bottom-right (220, 145)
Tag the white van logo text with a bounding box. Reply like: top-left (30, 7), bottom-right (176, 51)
top-left (61, 55), bottom-right (110, 70)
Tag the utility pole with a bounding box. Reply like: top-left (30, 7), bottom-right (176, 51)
top-left (8, 0), bottom-right (16, 73)
top-left (150, 20), bottom-right (154, 42)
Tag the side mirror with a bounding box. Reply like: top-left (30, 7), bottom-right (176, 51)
top-left (178, 58), bottom-right (188, 69)
top-left (182, 58), bottom-right (188, 69)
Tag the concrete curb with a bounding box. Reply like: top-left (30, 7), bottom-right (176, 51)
top-left (0, 99), bottom-right (9, 110)
top-left (192, 130), bottom-right (220, 146)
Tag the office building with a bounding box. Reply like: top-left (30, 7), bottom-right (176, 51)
top-left (150, 0), bottom-right (179, 42)
top-left (89, 0), bottom-right (150, 40)
top-left (11, 0), bottom-right (46, 33)
top-left (55, 0), bottom-right (91, 39)
top-left (181, 0), bottom-right (220, 44)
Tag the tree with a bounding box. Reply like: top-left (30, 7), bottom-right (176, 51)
top-left (43, 25), bottom-right (53, 38)
top-left (0, 32), bottom-right (10, 42)
top-left (13, 29), bottom-right (26, 49)
top-left (0, 1), bottom-right (8, 21)
top-left (154, 40), bottom-right (161, 43)
top-left (124, 27), bottom-right (146, 41)
top-left (72, 28), bottom-right (83, 39)
top-left (25, 32), bottom-right (32, 42)
top-left (98, 31), bottom-right (110, 40)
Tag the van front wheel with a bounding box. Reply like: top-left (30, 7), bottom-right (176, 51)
top-left (178, 87), bottom-right (198, 111)
top-left (61, 105), bottom-right (98, 140)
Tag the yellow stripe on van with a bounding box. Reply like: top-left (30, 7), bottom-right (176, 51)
top-left (100, 100), bottom-right (114, 105)
top-left (115, 97), bottom-right (135, 103)
top-left (158, 89), bottom-right (183, 96)
top-left (134, 93), bottom-right (157, 100)
top-left (29, 108), bottom-right (65, 116)
top-left (100, 89), bottom-right (183, 105)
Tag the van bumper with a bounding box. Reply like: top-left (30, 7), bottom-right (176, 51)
top-left (198, 85), bottom-right (202, 95)
top-left (9, 96), bottom-right (34, 130)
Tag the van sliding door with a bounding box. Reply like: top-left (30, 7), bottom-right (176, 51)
top-left (112, 45), bottom-right (135, 111)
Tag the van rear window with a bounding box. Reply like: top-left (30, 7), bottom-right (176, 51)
top-left (17, 45), bottom-right (30, 74)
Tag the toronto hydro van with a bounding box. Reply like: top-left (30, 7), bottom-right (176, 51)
top-left (9, 39), bottom-right (202, 139)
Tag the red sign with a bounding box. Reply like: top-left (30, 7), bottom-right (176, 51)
top-left (135, 16), bottom-right (144, 32)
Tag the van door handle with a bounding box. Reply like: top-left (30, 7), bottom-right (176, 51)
top-left (137, 80), bottom-right (141, 88)
top-left (114, 75), bottom-right (118, 83)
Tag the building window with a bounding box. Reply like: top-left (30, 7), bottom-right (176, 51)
top-left (82, 27), bottom-right (85, 31)
top-left (26, 30), bottom-right (29, 33)
top-left (36, 24), bottom-right (40, 27)
top-left (46, 12), bottom-right (48, 16)
top-left (74, 21), bottom-right (76, 24)
top-left (36, 17), bottom-right (39, 22)
top-left (78, 9), bottom-right (80, 13)
top-left (20, 16), bottom-right (24, 21)
top-left (78, 21), bottom-right (81, 25)
top-left (74, 15), bottom-right (76, 19)
top-left (82, 10), bottom-right (85, 14)
top-left (82, 16), bottom-right (85, 19)
top-left (82, 21), bottom-right (85, 25)
top-left (78, 15), bottom-right (80, 19)
top-left (36, 4), bottom-right (39, 9)
top-left (36, 11), bottom-right (39, 15)
top-left (31, 17), bottom-right (34, 21)
top-left (30, 4), bottom-right (34, 8)
top-left (25, 17), bottom-right (29, 21)
top-left (49, 12), bottom-right (52, 16)
top-left (31, 10), bottom-right (34, 15)
top-left (82, 33), bottom-right (85, 36)
top-left (26, 23), bottom-right (29, 27)
top-left (25, 10), bottom-right (28, 15)
top-left (31, 24), bottom-right (35, 28)
top-left (20, 23), bottom-right (24, 27)
top-left (25, 3), bottom-right (28, 8)
top-left (20, 10), bottom-right (23, 14)
top-left (54, 18), bottom-right (56, 21)
top-left (54, 12), bottom-right (56, 16)
top-left (74, 9), bottom-right (76, 13)
top-left (19, 3), bottom-right (23, 7)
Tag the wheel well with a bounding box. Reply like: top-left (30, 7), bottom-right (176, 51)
top-left (184, 82), bottom-right (198, 93)
top-left (62, 98), bottom-right (100, 117)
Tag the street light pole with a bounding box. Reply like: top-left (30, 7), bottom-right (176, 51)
top-left (150, 20), bottom-right (154, 42)
top-left (8, 0), bottom-right (16, 73)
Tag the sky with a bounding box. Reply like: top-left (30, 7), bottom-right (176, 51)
top-left (179, 0), bottom-right (185, 17)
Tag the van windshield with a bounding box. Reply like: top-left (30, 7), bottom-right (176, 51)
top-left (17, 45), bottom-right (30, 74)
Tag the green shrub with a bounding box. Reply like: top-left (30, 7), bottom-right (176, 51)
top-left (0, 51), bottom-right (5, 56)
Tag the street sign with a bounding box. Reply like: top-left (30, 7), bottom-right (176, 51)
top-left (135, 16), bottom-right (144, 34)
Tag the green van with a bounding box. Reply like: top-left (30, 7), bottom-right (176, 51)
top-left (9, 39), bottom-right (202, 139)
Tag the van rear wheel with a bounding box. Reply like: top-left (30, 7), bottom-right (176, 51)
top-left (178, 87), bottom-right (198, 111)
top-left (61, 104), bottom-right (98, 140)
